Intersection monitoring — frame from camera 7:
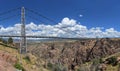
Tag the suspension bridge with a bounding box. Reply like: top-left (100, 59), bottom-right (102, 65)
top-left (0, 7), bottom-right (86, 54)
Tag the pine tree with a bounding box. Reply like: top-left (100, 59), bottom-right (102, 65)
top-left (8, 37), bottom-right (13, 44)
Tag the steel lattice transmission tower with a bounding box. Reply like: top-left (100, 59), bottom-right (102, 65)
top-left (20, 7), bottom-right (27, 54)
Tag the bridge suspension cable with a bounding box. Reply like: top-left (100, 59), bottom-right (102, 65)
top-left (26, 8), bottom-right (57, 24)
top-left (26, 15), bottom-right (47, 24)
top-left (25, 8), bottom-right (83, 37)
top-left (0, 7), bottom-right (20, 16)
top-left (0, 14), bottom-right (20, 22)
top-left (0, 7), bottom-right (84, 39)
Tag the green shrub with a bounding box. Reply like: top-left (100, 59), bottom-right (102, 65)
top-left (2, 39), bottom-right (7, 44)
top-left (14, 63), bottom-right (25, 71)
top-left (23, 56), bottom-right (31, 63)
top-left (47, 63), bottom-right (67, 71)
top-left (0, 42), bottom-right (17, 49)
top-left (77, 69), bottom-right (81, 71)
top-left (106, 56), bottom-right (118, 66)
top-left (53, 64), bottom-right (62, 71)
top-left (0, 38), bottom-right (3, 42)
top-left (92, 58), bottom-right (100, 65)
top-left (99, 58), bottom-right (103, 63)
top-left (8, 37), bottom-right (13, 44)
top-left (52, 64), bottom-right (67, 71)
top-left (47, 62), bottom-right (53, 69)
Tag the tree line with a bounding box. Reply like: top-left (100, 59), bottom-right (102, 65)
top-left (0, 37), bottom-right (13, 44)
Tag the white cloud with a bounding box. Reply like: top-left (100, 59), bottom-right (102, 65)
top-left (79, 14), bottom-right (83, 17)
top-left (0, 17), bottom-right (120, 38)
top-left (57, 17), bottom-right (76, 27)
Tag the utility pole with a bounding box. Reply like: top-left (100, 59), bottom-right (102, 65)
top-left (20, 7), bottom-right (27, 54)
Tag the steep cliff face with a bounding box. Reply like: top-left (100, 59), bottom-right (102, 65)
top-left (29, 38), bottom-right (120, 70)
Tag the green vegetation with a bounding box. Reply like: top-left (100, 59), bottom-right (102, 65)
top-left (47, 62), bottom-right (53, 69)
top-left (118, 63), bottom-right (120, 71)
top-left (0, 37), bottom-right (17, 49)
top-left (47, 62), bottom-right (67, 71)
top-left (0, 37), bottom-right (13, 44)
top-left (52, 64), bottom-right (67, 71)
top-left (106, 56), bottom-right (118, 66)
top-left (2, 39), bottom-right (7, 44)
top-left (23, 56), bottom-right (31, 63)
top-left (14, 62), bottom-right (25, 71)
top-left (0, 38), bottom-right (3, 42)
top-left (8, 37), bottom-right (13, 44)
top-left (99, 58), bottom-right (103, 63)
top-left (0, 38), bottom-right (7, 44)
top-left (92, 58), bottom-right (101, 65)
top-left (0, 42), bottom-right (17, 49)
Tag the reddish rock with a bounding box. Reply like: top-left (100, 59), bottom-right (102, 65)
top-left (0, 59), bottom-right (16, 71)
top-left (98, 63), bottom-right (107, 71)
top-left (30, 38), bottom-right (120, 70)
top-left (0, 50), bottom-right (18, 64)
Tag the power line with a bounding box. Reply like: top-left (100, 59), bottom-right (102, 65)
top-left (26, 8), bottom-right (57, 24)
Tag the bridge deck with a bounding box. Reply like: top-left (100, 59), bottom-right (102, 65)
top-left (0, 35), bottom-right (89, 40)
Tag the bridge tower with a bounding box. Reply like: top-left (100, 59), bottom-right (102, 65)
top-left (20, 7), bottom-right (27, 54)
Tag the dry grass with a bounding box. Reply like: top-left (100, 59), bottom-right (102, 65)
top-left (106, 65), bottom-right (118, 71)
top-left (1, 41), bottom-right (120, 71)
top-left (0, 44), bottom-right (50, 71)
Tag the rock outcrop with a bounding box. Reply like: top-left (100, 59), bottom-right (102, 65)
top-left (29, 38), bottom-right (120, 70)
top-left (0, 50), bottom-right (17, 71)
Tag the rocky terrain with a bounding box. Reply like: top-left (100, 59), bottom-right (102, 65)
top-left (0, 50), bottom-right (17, 71)
top-left (1, 38), bottom-right (120, 71)
top-left (0, 43), bottom-right (18, 71)
top-left (28, 38), bottom-right (120, 71)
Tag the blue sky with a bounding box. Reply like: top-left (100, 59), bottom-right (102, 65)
top-left (0, 0), bottom-right (120, 38)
